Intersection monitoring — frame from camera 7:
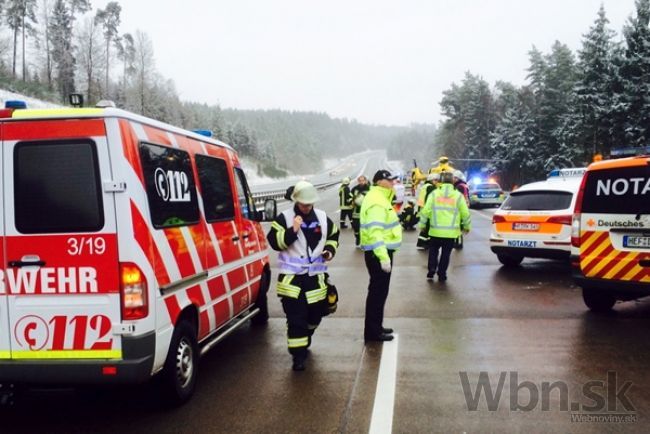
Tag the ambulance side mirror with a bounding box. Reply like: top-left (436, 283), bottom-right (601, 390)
top-left (262, 199), bottom-right (277, 221)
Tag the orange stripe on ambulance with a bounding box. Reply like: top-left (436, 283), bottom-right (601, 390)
top-left (0, 267), bottom-right (98, 295)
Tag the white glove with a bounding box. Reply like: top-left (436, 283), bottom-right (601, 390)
top-left (380, 260), bottom-right (392, 273)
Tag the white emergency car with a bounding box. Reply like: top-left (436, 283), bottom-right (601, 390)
top-left (490, 168), bottom-right (585, 266)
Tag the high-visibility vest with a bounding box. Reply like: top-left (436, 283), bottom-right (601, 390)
top-left (277, 208), bottom-right (329, 276)
top-left (360, 186), bottom-right (402, 262)
top-left (420, 183), bottom-right (471, 238)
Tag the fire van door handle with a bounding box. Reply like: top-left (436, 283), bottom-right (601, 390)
top-left (9, 259), bottom-right (46, 268)
top-left (640, 260), bottom-right (650, 268)
top-left (242, 233), bottom-right (250, 239)
top-left (231, 235), bottom-right (240, 242)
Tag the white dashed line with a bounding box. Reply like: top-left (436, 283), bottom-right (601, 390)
top-left (369, 334), bottom-right (399, 434)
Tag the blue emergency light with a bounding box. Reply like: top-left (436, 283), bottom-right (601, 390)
top-left (5, 100), bottom-right (27, 109)
top-left (193, 129), bottom-right (213, 138)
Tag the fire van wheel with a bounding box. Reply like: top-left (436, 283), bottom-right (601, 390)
top-left (497, 254), bottom-right (523, 267)
top-left (582, 289), bottom-right (616, 312)
top-left (162, 321), bottom-right (199, 406)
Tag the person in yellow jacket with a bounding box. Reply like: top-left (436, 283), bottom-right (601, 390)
top-left (418, 171), bottom-right (471, 282)
top-left (429, 156), bottom-right (454, 174)
top-left (360, 170), bottom-right (402, 342)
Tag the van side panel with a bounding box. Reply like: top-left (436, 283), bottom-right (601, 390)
top-left (119, 120), bottom-right (267, 348)
top-left (0, 121), bottom-right (11, 360)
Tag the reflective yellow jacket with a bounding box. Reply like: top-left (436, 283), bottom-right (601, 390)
top-left (419, 183), bottom-right (471, 238)
top-left (360, 186), bottom-right (402, 262)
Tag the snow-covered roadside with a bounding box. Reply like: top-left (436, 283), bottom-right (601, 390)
top-left (0, 89), bottom-right (61, 108)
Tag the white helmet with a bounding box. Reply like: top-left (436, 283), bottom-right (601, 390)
top-left (342, 177), bottom-right (351, 185)
top-left (291, 181), bottom-right (319, 204)
top-left (453, 170), bottom-right (466, 182)
top-left (426, 173), bottom-right (440, 182)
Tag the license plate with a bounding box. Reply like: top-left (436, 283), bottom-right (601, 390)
top-left (507, 240), bottom-right (537, 248)
top-left (623, 236), bottom-right (650, 249)
top-left (481, 193), bottom-right (496, 198)
top-left (513, 223), bottom-right (540, 231)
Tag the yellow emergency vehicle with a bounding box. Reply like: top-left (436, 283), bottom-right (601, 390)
top-left (571, 155), bottom-right (650, 311)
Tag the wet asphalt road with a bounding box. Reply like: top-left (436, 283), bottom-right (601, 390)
top-left (3, 155), bottom-right (650, 433)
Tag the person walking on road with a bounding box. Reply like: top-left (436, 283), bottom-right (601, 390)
top-left (419, 171), bottom-right (471, 282)
top-left (339, 177), bottom-right (353, 228)
top-left (452, 170), bottom-right (470, 249)
top-left (351, 175), bottom-right (370, 248)
top-left (267, 181), bottom-right (340, 371)
top-left (360, 170), bottom-right (402, 342)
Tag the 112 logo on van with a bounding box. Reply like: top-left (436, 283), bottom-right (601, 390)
top-left (155, 168), bottom-right (191, 202)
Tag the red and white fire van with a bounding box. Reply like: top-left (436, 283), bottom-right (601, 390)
top-left (0, 104), bottom-right (274, 404)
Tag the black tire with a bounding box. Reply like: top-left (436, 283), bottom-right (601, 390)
top-left (582, 289), bottom-right (616, 312)
top-left (251, 271), bottom-right (270, 326)
top-left (497, 253), bottom-right (523, 267)
top-left (162, 320), bottom-right (199, 406)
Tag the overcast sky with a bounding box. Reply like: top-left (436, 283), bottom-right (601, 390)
top-left (93, 0), bottom-right (638, 126)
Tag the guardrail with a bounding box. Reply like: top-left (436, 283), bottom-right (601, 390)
top-left (251, 180), bottom-right (341, 205)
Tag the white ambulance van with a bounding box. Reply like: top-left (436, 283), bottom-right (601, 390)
top-left (0, 103), bottom-right (275, 404)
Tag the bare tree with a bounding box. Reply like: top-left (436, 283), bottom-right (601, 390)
top-left (5, 0), bottom-right (38, 80)
top-left (94, 1), bottom-right (121, 97)
top-left (76, 16), bottom-right (104, 103)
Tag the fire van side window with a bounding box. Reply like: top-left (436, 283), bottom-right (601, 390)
top-left (14, 141), bottom-right (104, 234)
top-left (195, 154), bottom-right (235, 222)
top-left (138, 142), bottom-right (200, 228)
top-left (234, 168), bottom-right (256, 220)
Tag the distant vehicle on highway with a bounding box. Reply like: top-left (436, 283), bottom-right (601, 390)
top-left (490, 168), bottom-right (585, 266)
top-left (468, 181), bottom-right (505, 208)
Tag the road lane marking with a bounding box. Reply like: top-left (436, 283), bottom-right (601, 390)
top-left (369, 334), bottom-right (399, 434)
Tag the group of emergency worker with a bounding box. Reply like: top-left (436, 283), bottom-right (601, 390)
top-left (266, 158), bottom-right (471, 371)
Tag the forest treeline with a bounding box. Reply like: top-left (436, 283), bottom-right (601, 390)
top-left (0, 0), bottom-right (413, 174)
top-left (437, 0), bottom-right (650, 186)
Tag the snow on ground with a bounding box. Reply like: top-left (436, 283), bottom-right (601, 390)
top-left (0, 89), bottom-right (61, 109)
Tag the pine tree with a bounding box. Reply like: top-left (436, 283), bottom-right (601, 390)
top-left (620, 0), bottom-right (650, 146)
top-left (49, 0), bottom-right (90, 100)
top-left (575, 5), bottom-right (618, 155)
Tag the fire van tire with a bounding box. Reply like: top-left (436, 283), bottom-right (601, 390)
top-left (162, 321), bottom-right (199, 406)
top-left (251, 271), bottom-right (270, 326)
top-left (497, 254), bottom-right (523, 267)
top-left (582, 289), bottom-right (616, 312)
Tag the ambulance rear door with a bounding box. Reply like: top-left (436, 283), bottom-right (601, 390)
top-left (2, 119), bottom-right (122, 361)
top-left (579, 161), bottom-right (650, 282)
top-left (0, 120), bottom-right (11, 361)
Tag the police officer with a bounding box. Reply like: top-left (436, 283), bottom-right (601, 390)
top-left (419, 171), bottom-right (471, 282)
top-left (351, 175), bottom-right (370, 247)
top-left (339, 177), bottom-right (353, 228)
top-left (267, 181), bottom-right (340, 371)
top-left (360, 170), bottom-right (402, 342)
